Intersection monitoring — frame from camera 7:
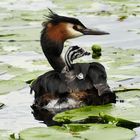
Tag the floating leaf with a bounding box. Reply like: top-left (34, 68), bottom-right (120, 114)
top-left (0, 80), bottom-right (26, 95)
top-left (0, 130), bottom-right (14, 140)
top-left (32, 59), bottom-right (48, 65)
top-left (19, 127), bottom-right (80, 140)
top-left (19, 124), bottom-right (135, 140)
top-left (54, 91), bottom-right (140, 128)
top-left (0, 64), bottom-right (27, 78)
top-left (0, 34), bottom-right (16, 37)
top-left (53, 0), bottom-right (93, 10)
top-left (118, 15), bottom-right (128, 21)
top-left (13, 71), bottom-right (44, 82)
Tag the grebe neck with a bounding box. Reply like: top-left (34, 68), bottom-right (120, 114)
top-left (41, 32), bottom-right (66, 72)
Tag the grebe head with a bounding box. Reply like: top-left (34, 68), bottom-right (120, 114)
top-left (41, 9), bottom-right (109, 72)
top-left (42, 9), bottom-right (109, 42)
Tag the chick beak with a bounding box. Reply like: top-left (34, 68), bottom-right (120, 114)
top-left (82, 28), bottom-right (110, 35)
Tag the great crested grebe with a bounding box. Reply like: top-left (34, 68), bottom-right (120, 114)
top-left (31, 10), bottom-right (116, 114)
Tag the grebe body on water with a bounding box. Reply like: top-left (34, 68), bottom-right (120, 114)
top-left (31, 10), bottom-right (116, 114)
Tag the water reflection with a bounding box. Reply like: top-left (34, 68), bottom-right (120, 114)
top-left (31, 105), bottom-right (60, 126)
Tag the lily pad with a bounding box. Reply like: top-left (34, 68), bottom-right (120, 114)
top-left (0, 130), bottom-right (14, 140)
top-left (53, 0), bottom-right (93, 10)
top-left (32, 59), bottom-right (48, 65)
top-left (103, 48), bottom-right (140, 68)
top-left (0, 34), bottom-right (16, 38)
top-left (19, 124), bottom-right (135, 140)
top-left (54, 91), bottom-right (140, 127)
top-left (118, 15), bottom-right (128, 21)
top-left (13, 71), bottom-right (45, 82)
top-left (0, 80), bottom-right (26, 95)
top-left (19, 126), bottom-right (80, 140)
top-left (0, 64), bottom-right (27, 78)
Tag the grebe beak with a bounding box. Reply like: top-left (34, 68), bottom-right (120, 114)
top-left (82, 28), bottom-right (110, 35)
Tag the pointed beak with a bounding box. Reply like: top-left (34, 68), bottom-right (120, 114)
top-left (82, 28), bottom-right (110, 35)
top-left (84, 51), bottom-right (90, 56)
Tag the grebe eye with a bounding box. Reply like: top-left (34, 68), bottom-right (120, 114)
top-left (73, 25), bottom-right (84, 32)
top-left (73, 25), bottom-right (78, 30)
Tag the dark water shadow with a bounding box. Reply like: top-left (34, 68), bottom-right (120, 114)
top-left (31, 105), bottom-right (62, 126)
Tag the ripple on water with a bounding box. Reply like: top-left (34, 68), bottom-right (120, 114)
top-left (0, 87), bottom-right (46, 133)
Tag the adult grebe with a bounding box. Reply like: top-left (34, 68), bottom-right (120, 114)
top-left (31, 10), bottom-right (116, 114)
